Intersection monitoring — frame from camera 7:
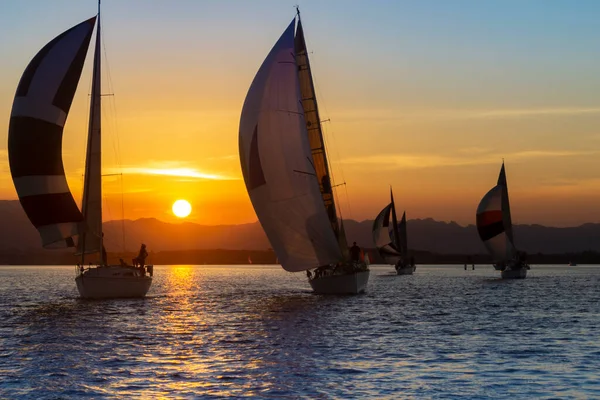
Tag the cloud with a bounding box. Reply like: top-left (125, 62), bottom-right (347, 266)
top-left (466, 107), bottom-right (600, 119)
top-left (339, 149), bottom-right (598, 170)
top-left (336, 107), bottom-right (600, 122)
top-left (205, 154), bottom-right (237, 161)
top-left (105, 161), bottom-right (240, 180)
top-left (457, 147), bottom-right (492, 154)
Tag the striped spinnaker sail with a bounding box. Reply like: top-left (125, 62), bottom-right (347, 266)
top-left (8, 18), bottom-right (96, 248)
top-left (476, 163), bottom-right (516, 262)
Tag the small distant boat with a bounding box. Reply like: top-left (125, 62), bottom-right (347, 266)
top-left (238, 8), bottom-right (368, 294)
top-left (476, 162), bottom-right (529, 279)
top-left (569, 262), bottom-right (577, 266)
top-left (372, 188), bottom-right (415, 275)
top-left (8, 2), bottom-right (153, 298)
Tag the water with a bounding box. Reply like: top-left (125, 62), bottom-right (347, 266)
top-left (1, 265), bottom-right (599, 399)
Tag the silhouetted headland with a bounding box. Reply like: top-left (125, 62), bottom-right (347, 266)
top-left (1, 200), bottom-right (598, 264)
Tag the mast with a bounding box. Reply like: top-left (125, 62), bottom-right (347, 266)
top-left (399, 211), bottom-right (408, 259)
top-left (80, 0), bottom-right (103, 264)
top-left (390, 187), bottom-right (400, 251)
top-left (294, 10), bottom-right (341, 240)
top-left (498, 161), bottom-right (514, 245)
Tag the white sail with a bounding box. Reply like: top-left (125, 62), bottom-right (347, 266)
top-left (372, 203), bottom-right (401, 264)
top-left (476, 164), bottom-right (516, 262)
top-left (77, 11), bottom-right (103, 257)
top-left (239, 20), bottom-right (342, 272)
top-left (372, 204), bottom-right (393, 248)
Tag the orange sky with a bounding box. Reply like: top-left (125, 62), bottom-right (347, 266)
top-left (1, 1), bottom-right (599, 227)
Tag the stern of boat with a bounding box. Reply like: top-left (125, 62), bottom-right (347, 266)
top-left (75, 264), bottom-right (153, 299)
top-left (500, 267), bottom-right (528, 280)
top-left (309, 270), bottom-right (370, 295)
top-left (396, 266), bottom-right (414, 275)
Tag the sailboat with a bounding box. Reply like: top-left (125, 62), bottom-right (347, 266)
top-left (238, 9), bottom-right (369, 294)
top-left (372, 188), bottom-right (414, 275)
top-left (476, 162), bottom-right (529, 279)
top-left (7, 1), bottom-right (153, 298)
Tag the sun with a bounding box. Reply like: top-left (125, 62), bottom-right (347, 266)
top-left (172, 199), bottom-right (192, 218)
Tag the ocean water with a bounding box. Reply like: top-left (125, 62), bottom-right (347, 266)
top-left (0, 264), bottom-right (599, 399)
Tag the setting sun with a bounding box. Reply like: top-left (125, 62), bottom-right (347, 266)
top-left (172, 199), bottom-right (192, 218)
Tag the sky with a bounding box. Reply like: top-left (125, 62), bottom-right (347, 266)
top-left (1, 0), bottom-right (599, 227)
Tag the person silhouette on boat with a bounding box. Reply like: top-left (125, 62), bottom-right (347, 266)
top-left (395, 257), bottom-right (403, 270)
top-left (350, 242), bottom-right (361, 262)
top-left (134, 244), bottom-right (148, 269)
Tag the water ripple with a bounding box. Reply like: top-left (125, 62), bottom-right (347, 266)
top-left (0, 265), bottom-right (599, 398)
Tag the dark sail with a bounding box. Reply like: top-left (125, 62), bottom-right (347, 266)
top-left (497, 162), bottom-right (514, 244)
top-left (390, 188), bottom-right (400, 250)
top-left (399, 211), bottom-right (408, 258)
top-left (8, 17), bottom-right (96, 248)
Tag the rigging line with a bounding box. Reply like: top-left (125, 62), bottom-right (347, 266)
top-left (100, 15), bottom-right (126, 251)
top-left (120, 174), bottom-right (126, 252)
top-left (102, 22), bottom-right (122, 170)
top-left (307, 49), bottom-right (353, 222)
top-left (99, 11), bottom-right (122, 171)
top-left (321, 121), bottom-right (350, 221)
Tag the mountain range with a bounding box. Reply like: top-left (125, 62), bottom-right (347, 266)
top-left (0, 200), bottom-right (598, 255)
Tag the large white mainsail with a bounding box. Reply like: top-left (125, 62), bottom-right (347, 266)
top-left (239, 19), bottom-right (342, 272)
top-left (476, 163), bottom-right (517, 262)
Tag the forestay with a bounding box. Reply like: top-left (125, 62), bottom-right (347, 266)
top-left (8, 18), bottom-right (96, 248)
top-left (239, 20), bottom-right (342, 272)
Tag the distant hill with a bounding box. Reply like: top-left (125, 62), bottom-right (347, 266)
top-left (1, 200), bottom-right (598, 255)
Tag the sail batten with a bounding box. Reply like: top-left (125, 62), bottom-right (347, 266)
top-left (239, 18), bottom-right (342, 272)
top-left (8, 17), bottom-right (96, 248)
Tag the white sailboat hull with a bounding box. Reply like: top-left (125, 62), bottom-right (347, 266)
top-left (75, 265), bottom-right (153, 299)
top-left (500, 268), bottom-right (528, 279)
top-left (309, 270), bottom-right (370, 294)
top-left (396, 265), bottom-right (414, 275)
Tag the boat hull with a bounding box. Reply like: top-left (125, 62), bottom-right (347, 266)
top-left (75, 265), bottom-right (153, 299)
top-left (396, 266), bottom-right (414, 275)
top-left (309, 270), bottom-right (370, 294)
top-left (500, 268), bottom-right (528, 279)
